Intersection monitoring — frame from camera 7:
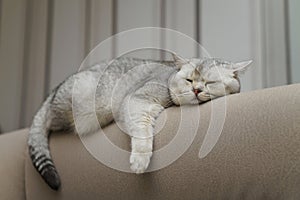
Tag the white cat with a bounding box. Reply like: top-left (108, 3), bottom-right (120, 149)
top-left (28, 54), bottom-right (252, 190)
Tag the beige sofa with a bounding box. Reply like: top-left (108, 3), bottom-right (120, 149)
top-left (1, 84), bottom-right (300, 200)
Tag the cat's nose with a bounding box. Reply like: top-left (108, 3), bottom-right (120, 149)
top-left (193, 88), bottom-right (201, 95)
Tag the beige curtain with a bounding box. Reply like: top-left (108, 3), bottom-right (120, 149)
top-left (0, 0), bottom-right (293, 132)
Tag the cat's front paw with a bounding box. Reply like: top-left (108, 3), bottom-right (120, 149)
top-left (130, 152), bottom-right (152, 174)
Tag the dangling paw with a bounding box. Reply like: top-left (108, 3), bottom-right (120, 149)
top-left (130, 152), bottom-right (152, 174)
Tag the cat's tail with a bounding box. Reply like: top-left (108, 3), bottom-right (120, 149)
top-left (28, 92), bottom-right (61, 190)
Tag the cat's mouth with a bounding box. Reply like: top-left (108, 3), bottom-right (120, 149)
top-left (193, 89), bottom-right (205, 102)
top-left (193, 88), bottom-right (202, 96)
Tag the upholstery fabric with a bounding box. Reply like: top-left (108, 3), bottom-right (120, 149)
top-left (0, 84), bottom-right (299, 199)
top-left (0, 129), bottom-right (27, 200)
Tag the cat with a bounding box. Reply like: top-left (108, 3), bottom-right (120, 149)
top-left (28, 54), bottom-right (252, 190)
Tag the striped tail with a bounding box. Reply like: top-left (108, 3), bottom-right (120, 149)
top-left (28, 93), bottom-right (61, 190)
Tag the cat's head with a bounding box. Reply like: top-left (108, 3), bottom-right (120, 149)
top-left (169, 54), bottom-right (252, 105)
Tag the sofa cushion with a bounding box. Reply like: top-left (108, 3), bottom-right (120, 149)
top-left (21, 83), bottom-right (300, 199)
top-left (0, 129), bottom-right (28, 200)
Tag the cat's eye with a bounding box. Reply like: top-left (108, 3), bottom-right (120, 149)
top-left (186, 79), bottom-right (193, 83)
top-left (205, 81), bottom-right (217, 86)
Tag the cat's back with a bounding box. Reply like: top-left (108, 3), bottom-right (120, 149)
top-left (91, 57), bottom-right (175, 89)
top-left (93, 57), bottom-right (175, 108)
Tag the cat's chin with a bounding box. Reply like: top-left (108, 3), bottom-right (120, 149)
top-left (198, 92), bottom-right (211, 102)
top-left (173, 99), bottom-right (200, 106)
top-left (191, 99), bottom-right (202, 105)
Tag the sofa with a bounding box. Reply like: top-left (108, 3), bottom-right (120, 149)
top-left (1, 83), bottom-right (300, 200)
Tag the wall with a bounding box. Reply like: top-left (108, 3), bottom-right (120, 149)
top-left (288, 0), bottom-right (300, 83)
top-left (0, 0), bottom-right (27, 132)
top-left (0, 0), bottom-right (296, 132)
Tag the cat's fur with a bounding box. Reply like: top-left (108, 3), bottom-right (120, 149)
top-left (28, 54), bottom-right (252, 190)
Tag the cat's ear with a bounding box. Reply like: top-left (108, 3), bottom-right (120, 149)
top-left (172, 53), bottom-right (187, 69)
top-left (233, 60), bottom-right (253, 74)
